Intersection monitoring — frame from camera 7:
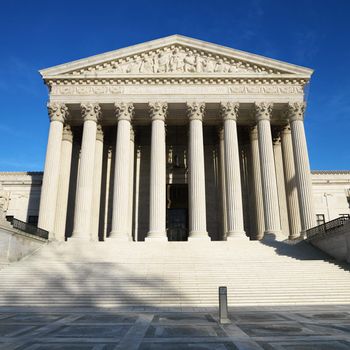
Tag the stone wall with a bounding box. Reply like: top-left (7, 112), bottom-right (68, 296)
top-left (309, 220), bottom-right (350, 263)
top-left (0, 222), bottom-right (47, 262)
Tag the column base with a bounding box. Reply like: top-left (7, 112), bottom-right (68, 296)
top-left (68, 236), bottom-right (91, 242)
top-left (107, 231), bottom-right (131, 241)
top-left (188, 231), bottom-right (211, 241)
top-left (145, 231), bottom-right (168, 241)
top-left (226, 231), bottom-right (247, 240)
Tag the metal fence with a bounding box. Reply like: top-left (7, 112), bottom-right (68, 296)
top-left (306, 215), bottom-right (350, 240)
top-left (12, 218), bottom-right (49, 240)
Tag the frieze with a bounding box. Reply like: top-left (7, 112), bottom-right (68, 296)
top-left (51, 84), bottom-right (304, 96)
top-left (69, 45), bottom-right (286, 76)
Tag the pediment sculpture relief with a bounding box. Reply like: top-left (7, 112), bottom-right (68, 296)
top-left (74, 46), bottom-right (283, 75)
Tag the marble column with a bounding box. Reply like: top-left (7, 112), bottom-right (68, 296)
top-left (273, 131), bottom-right (290, 237)
top-left (287, 102), bottom-right (316, 236)
top-left (218, 127), bottom-right (228, 239)
top-left (109, 102), bottom-right (133, 240)
top-left (71, 103), bottom-right (101, 240)
top-left (255, 102), bottom-right (281, 236)
top-left (90, 124), bottom-right (104, 241)
top-left (38, 102), bottom-right (67, 234)
top-left (128, 128), bottom-right (135, 239)
top-left (187, 102), bottom-right (210, 240)
top-left (53, 124), bottom-right (73, 241)
top-left (220, 102), bottom-right (246, 239)
top-left (250, 126), bottom-right (265, 239)
top-left (281, 124), bottom-right (301, 239)
top-left (146, 102), bottom-right (167, 241)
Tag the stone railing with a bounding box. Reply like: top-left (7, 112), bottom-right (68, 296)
top-left (306, 216), bottom-right (350, 263)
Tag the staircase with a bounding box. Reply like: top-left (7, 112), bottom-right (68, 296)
top-left (0, 238), bottom-right (349, 308)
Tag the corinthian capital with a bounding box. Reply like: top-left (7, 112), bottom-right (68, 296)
top-left (47, 102), bottom-right (68, 123)
top-left (187, 102), bottom-right (205, 121)
top-left (254, 102), bottom-right (273, 121)
top-left (115, 102), bottom-right (134, 122)
top-left (286, 102), bottom-right (306, 122)
top-left (220, 102), bottom-right (239, 121)
top-left (81, 103), bottom-right (101, 122)
top-left (149, 102), bottom-right (168, 121)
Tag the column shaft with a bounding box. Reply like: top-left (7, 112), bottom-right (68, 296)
top-left (281, 125), bottom-right (301, 239)
top-left (221, 102), bottom-right (246, 239)
top-left (218, 128), bottom-right (228, 239)
top-left (38, 103), bottom-right (67, 234)
top-left (71, 103), bottom-right (100, 240)
top-left (187, 102), bottom-right (209, 240)
top-left (128, 129), bottom-right (135, 239)
top-left (54, 125), bottom-right (73, 240)
top-left (250, 126), bottom-right (265, 239)
top-left (273, 134), bottom-right (290, 237)
top-left (109, 103), bottom-right (133, 239)
top-left (90, 125), bottom-right (104, 241)
top-left (255, 102), bottom-right (281, 236)
top-left (147, 102), bottom-right (167, 240)
top-left (288, 102), bottom-right (316, 235)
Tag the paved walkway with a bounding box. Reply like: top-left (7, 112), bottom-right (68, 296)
top-left (0, 305), bottom-right (350, 349)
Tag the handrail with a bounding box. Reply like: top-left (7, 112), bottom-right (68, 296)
top-left (12, 218), bottom-right (49, 240)
top-left (306, 215), bottom-right (350, 240)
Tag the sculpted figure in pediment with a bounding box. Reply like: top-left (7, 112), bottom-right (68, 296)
top-left (169, 48), bottom-right (186, 72)
top-left (139, 55), bottom-right (154, 73)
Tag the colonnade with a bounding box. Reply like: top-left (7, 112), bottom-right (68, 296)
top-left (37, 101), bottom-right (316, 241)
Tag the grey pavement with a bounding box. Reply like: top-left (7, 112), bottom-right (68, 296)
top-left (0, 305), bottom-right (350, 349)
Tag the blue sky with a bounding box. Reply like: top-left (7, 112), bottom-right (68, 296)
top-left (0, 0), bottom-right (349, 171)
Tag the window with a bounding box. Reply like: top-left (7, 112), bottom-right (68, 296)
top-left (316, 214), bottom-right (325, 226)
top-left (28, 216), bottom-right (38, 226)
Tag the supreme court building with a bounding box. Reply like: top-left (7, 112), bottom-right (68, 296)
top-left (36, 35), bottom-right (317, 242)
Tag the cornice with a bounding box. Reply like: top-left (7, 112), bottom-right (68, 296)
top-left (311, 170), bottom-right (350, 175)
top-left (45, 75), bottom-right (309, 88)
top-left (0, 172), bottom-right (43, 176)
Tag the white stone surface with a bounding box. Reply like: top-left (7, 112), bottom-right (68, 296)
top-left (221, 102), bottom-right (245, 239)
top-left (288, 102), bottom-right (316, 235)
top-left (187, 102), bottom-right (209, 240)
top-left (109, 103), bottom-right (133, 240)
top-left (54, 125), bottom-right (73, 241)
top-left (71, 103), bottom-right (100, 240)
top-left (146, 102), bottom-right (167, 241)
top-left (38, 103), bottom-right (66, 233)
top-left (90, 125), bottom-right (104, 241)
top-left (255, 102), bottom-right (281, 236)
top-left (281, 125), bottom-right (301, 238)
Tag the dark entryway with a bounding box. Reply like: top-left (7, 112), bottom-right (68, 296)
top-left (166, 184), bottom-right (188, 241)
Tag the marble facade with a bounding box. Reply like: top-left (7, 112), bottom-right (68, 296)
top-left (3, 35), bottom-right (347, 242)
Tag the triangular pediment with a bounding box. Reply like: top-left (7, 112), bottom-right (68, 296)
top-left (40, 35), bottom-right (313, 79)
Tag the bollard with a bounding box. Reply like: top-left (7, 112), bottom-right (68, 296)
top-left (218, 286), bottom-right (231, 324)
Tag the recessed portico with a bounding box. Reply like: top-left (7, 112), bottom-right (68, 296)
top-left (37, 35), bottom-right (316, 242)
